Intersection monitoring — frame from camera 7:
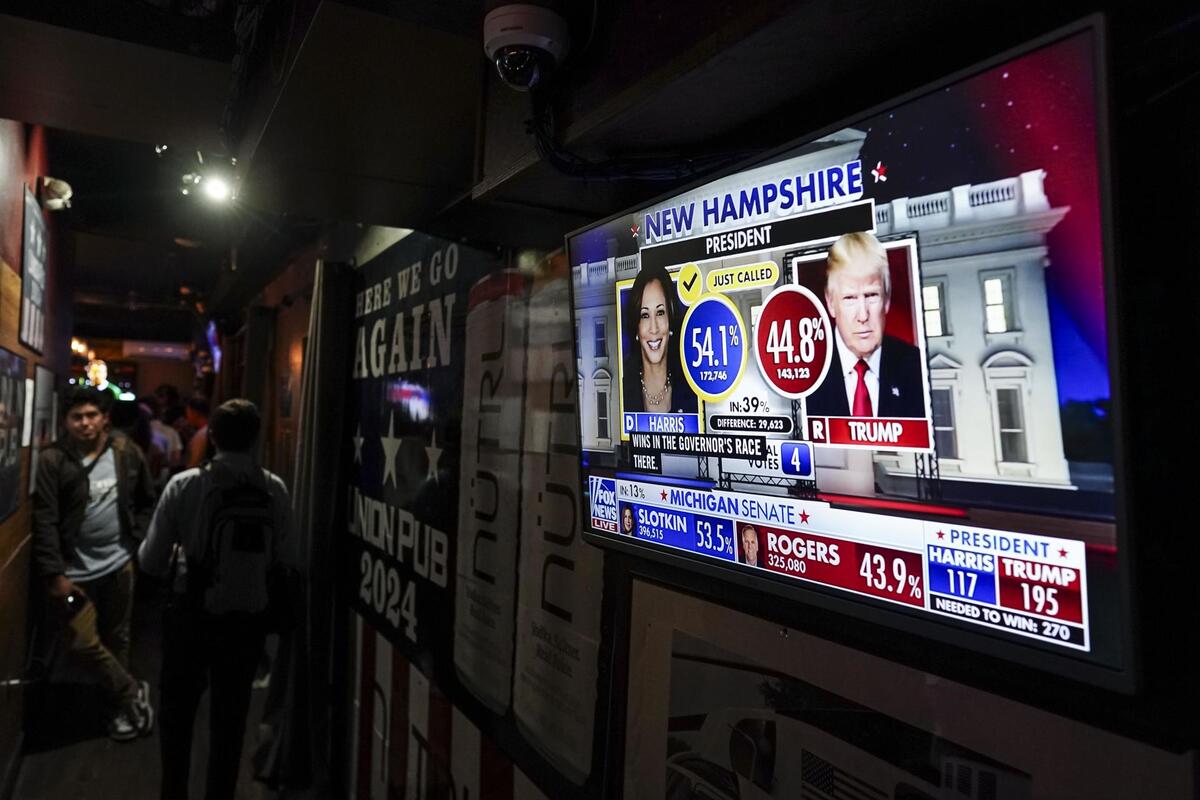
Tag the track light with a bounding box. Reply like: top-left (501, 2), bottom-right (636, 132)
top-left (202, 176), bottom-right (230, 202)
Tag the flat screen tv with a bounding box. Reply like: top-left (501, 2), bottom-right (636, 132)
top-left (568, 18), bottom-right (1130, 687)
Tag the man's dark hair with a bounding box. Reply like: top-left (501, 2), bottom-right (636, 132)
top-left (209, 399), bottom-right (260, 452)
top-left (110, 399), bottom-right (140, 430)
top-left (139, 395), bottom-right (161, 418)
top-left (186, 395), bottom-right (211, 418)
top-left (155, 383), bottom-right (181, 406)
top-left (64, 385), bottom-right (112, 415)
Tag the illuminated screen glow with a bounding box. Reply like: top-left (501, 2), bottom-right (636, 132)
top-left (569, 27), bottom-right (1124, 673)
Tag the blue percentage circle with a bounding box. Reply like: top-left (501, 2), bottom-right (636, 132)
top-left (680, 294), bottom-right (747, 402)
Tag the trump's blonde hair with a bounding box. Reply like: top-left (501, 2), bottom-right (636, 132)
top-left (826, 231), bottom-right (890, 298)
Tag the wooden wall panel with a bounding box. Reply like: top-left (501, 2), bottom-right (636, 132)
top-left (0, 119), bottom-right (71, 795)
top-left (0, 265), bottom-right (31, 571)
top-left (0, 541), bottom-right (30, 783)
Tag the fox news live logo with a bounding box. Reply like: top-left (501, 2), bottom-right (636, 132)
top-left (589, 477), bottom-right (618, 533)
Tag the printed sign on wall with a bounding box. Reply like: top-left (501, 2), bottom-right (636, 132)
top-left (344, 240), bottom-right (611, 798)
top-left (622, 580), bottom-right (1196, 798)
top-left (0, 348), bottom-right (28, 521)
top-left (21, 186), bottom-right (47, 354)
top-left (29, 365), bottom-right (56, 496)
top-left (347, 235), bottom-right (486, 656)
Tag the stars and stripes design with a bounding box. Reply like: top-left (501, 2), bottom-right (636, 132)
top-left (801, 749), bottom-right (888, 800)
top-left (349, 615), bottom-right (550, 800)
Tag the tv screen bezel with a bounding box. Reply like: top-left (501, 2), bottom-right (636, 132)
top-left (565, 14), bottom-right (1134, 692)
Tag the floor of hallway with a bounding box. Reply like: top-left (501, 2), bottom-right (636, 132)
top-left (12, 577), bottom-right (276, 800)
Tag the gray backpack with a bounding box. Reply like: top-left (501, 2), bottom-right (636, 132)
top-left (186, 462), bottom-right (275, 615)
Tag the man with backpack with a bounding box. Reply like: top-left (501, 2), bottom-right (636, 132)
top-left (139, 398), bottom-right (295, 800)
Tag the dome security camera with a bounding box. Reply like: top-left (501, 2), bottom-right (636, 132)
top-left (483, 3), bottom-right (570, 91)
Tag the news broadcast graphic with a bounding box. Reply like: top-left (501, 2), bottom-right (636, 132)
top-left (570, 26), bottom-right (1124, 673)
top-left (608, 477), bottom-right (1088, 648)
top-left (753, 283), bottom-right (832, 399)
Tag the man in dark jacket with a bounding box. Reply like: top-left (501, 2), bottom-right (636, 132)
top-left (32, 386), bottom-right (158, 740)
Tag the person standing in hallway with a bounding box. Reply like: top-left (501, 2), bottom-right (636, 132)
top-left (143, 395), bottom-right (183, 480)
top-left (85, 358), bottom-right (123, 400)
top-left (139, 398), bottom-right (296, 800)
top-left (183, 395), bottom-right (212, 468)
top-left (32, 386), bottom-right (158, 741)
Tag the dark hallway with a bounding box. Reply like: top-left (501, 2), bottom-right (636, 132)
top-left (1, 3), bottom-right (1199, 800)
top-left (14, 579), bottom-right (273, 800)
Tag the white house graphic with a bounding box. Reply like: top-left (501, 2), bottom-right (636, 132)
top-left (574, 132), bottom-right (1076, 492)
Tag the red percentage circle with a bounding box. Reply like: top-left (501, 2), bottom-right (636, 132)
top-left (753, 284), bottom-right (833, 398)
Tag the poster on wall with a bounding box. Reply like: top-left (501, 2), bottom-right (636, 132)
top-left (0, 348), bottom-right (28, 520)
top-left (623, 580), bottom-right (1195, 798)
top-left (21, 186), bottom-right (47, 354)
top-left (347, 617), bottom-right (552, 800)
top-left (345, 239), bottom-right (611, 798)
top-left (21, 377), bottom-right (33, 446)
top-left (347, 234), bottom-right (491, 666)
top-left (29, 366), bottom-right (56, 495)
top-left (664, 630), bottom-right (1033, 799)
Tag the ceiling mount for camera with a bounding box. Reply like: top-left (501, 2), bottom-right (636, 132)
top-left (483, 3), bottom-right (570, 91)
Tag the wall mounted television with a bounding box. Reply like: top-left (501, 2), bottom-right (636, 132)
top-left (568, 17), bottom-right (1131, 688)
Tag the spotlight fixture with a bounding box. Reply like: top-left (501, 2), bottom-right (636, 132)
top-left (176, 150), bottom-right (239, 204)
top-left (202, 176), bottom-right (230, 202)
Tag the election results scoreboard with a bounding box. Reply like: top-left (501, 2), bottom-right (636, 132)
top-left (569, 19), bottom-right (1132, 685)
top-left (597, 477), bottom-right (1089, 649)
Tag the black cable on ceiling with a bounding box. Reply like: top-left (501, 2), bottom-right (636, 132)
top-left (221, 0), bottom-right (269, 152)
top-left (525, 82), bottom-right (752, 183)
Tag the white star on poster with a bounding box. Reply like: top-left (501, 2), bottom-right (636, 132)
top-left (352, 424), bottom-right (364, 464)
top-left (425, 429), bottom-right (442, 483)
top-left (380, 413), bottom-right (402, 488)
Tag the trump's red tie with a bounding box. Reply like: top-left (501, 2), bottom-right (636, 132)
top-left (853, 359), bottom-right (872, 416)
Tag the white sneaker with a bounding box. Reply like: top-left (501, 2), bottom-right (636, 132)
top-left (107, 709), bottom-right (138, 742)
top-left (132, 679), bottom-right (155, 736)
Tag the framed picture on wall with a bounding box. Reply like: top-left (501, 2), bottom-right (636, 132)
top-left (29, 365), bottom-right (56, 495)
top-left (621, 580), bottom-right (1195, 798)
top-left (0, 347), bottom-right (28, 520)
top-left (20, 186), bottom-right (48, 354)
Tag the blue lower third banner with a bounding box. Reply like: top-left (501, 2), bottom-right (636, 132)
top-left (623, 412), bottom-right (701, 435)
top-left (926, 545), bottom-right (998, 605)
top-left (617, 500), bottom-right (734, 562)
